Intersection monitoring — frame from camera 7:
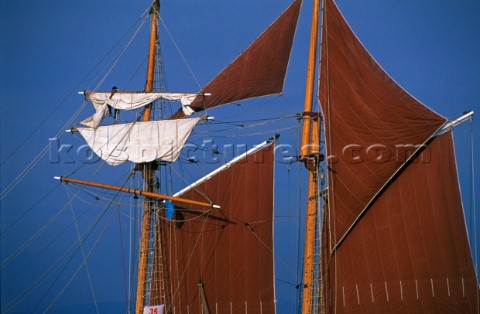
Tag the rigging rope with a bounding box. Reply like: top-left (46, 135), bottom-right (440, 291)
top-left (67, 189), bottom-right (100, 314)
top-left (1, 164), bottom-right (125, 313)
top-left (0, 100), bottom-right (88, 200)
top-left (158, 15), bottom-right (203, 91)
top-left (128, 174), bottom-right (143, 313)
top-left (1, 188), bottom-right (89, 312)
top-left (42, 198), bottom-right (120, 313)
top-left (469, 117), bottom-right (478, 280)
top-left (197, 125), bottom-right (298, 139)
top-left (41, 172), bottom-right (135, 312)
top-left (166, 207), bottom-right (212, 312)
top-left (294, 118), bottom-right (304, 312)
top-left (242, 217), bottom-right (299, 280)
top-left (1, 152), bottom-right (110, 269)
top-left (95, 15), bottom-right (150, 91)
top-left (0, 189), bottom-right (79, 269)
top-left (1, 198), bottom-right (92, 289)
top-left (0, 184), bottom-right (59, 236)
top-left (0, 10), bottom-right (148, 168)
top-left (116, 202), bottom-right (130, 310)
top-left (0, 10), bottom-right (152, 202)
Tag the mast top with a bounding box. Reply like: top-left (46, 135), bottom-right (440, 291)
top-left (150, 0), bottom-right (159, 13)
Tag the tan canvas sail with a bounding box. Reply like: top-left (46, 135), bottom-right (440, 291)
top-left (170, 0), bottom-right (302, 119)
top-left (319, 0), bottom-right (478, 312)
top-left (150, 142), bottom-right (276, 313)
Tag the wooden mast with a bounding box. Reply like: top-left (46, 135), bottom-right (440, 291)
top-left (136, 1), bottom-right (160, 313)
top-left (143, 0), bottom-right (159, 122)
top-left (300, 0), bottom-right (321, 313)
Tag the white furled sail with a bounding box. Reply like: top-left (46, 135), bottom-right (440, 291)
top-left (81, 92), bottom-right (197, 128)
top-left (77, 118), bottom-right (200, 166)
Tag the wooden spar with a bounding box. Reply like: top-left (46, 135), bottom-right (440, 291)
top-left (137, 1), bottom-right (159, 313)
top-left (136, 169), bottom-right (153, 314)
top-left (301, 118), bottom-right (321, 314)
top-left (300, 0), bottom-right (320, 158)
top-left (54, 176), bottom-right (218, 208)
top-left (300, 0), bottom-right (321, 313)
top-left (142, 1), bottom-right (159, 122)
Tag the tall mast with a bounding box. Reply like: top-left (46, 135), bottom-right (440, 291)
top-left (143, 0), bottom-right (159, 122)
top-left (135, 1), bottom-right (160, 313)
top-left (300, 0), bottom-right (321, 313)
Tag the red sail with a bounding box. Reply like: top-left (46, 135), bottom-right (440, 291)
top-left (154, 143), bottom-right (275, 313)
top-left (319, 0), bottom-right (446, 247)
top-left (321, 133), bottom-right (478, 313)
top-left (170, 0), bottom-right (302, 119)
top-left (319, 0), bottom-right (478, 312)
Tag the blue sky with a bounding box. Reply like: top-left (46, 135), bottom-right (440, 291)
top-left (1, 0), bottom-right (479, 313)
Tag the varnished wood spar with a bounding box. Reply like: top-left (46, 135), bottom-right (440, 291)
top-left (142, 1), bottom-right (159, 122)
top-left (54, 176), bottom-right (219, 209)
top-left (300, 0), bottom-right (321, 313)
top-left (300, 0), bottom-right (320, 158)
top-left (137, 1), bottom-right (159, 313)
top-left (301, 117), bottom-right (321, 314)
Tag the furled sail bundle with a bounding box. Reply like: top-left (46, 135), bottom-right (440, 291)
top-left (319, 0), bottom-right (478, 312)
top-left (150, 141), bottom-right (275, 313)
top-left (81, 91), bottom-right (196, 128)
top-left (170, 0), bottom-right (302, 119)
top-left (77, 118), bottom-right (200, 166)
